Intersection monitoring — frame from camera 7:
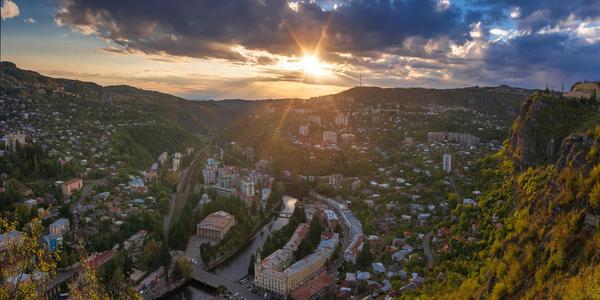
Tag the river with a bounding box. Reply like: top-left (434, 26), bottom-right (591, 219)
top-left (166, 196), bottom-right (297, 299)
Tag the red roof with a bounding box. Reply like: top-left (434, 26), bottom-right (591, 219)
top-left (291, 273), bottom-right (334, 300)
top-left (87, 250), bottom-right (114, 268)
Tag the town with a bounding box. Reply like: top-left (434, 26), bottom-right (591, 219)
top-left (3, 77), bottom-right (581, 299)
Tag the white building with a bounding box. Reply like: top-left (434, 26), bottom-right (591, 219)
top-left (158, 152), bottom-right (168, 165)
top-left (299, 125), bottom-right (309, 136)
top-left (443, 154), bottom-right (452, 173)
top-left (323, 131), bottom-right (337, 144)
top-left (240, 178), bottom-right (255, 197)
top-left (335, 114), bottom-right (349, 127)
top-left (196, 211), bottom-right (236, 242)
top-left (5, 133), bottom-right (26, 151)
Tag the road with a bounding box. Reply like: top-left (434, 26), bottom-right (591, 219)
top-left (423, 232), bottom-right (434, 270)
top-left (164, 149), bottom-right (206, 236)
top-left (191, 267), bottom-right (261, 300)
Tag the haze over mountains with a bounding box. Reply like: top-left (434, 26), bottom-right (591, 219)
top-left (1, 61), bottom-right (533, 128)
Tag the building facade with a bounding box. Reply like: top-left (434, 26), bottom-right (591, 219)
top-left (443, 154), bottom-right (452, 173)
top-left (62, 178), bottom-right (83, 196)
top-left (49, 218), bottom-right (70, 235)
top-left (323, 131), bottom-right (337, 144)
top-left (299, 125), bottom-right (309, 136)
top-left (196, 211), bottom-right (236, 242)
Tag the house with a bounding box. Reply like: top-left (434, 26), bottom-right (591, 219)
top-left (0, 231), bottom-right (24, 251)
top-left (372, 262), bottom-right (385, 275)
top-left (43, 234), bottom-right (63, 252)
top-left (62, 178), bottom-right (83, 196)
top-left (49, 218), bottom-right (70, 235)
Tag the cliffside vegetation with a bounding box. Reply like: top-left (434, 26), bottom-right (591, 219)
top-left (423, 93), bottom-right (600, 299)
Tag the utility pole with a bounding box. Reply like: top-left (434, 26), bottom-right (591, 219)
top-left (359, 74), bottom-right (362, 87)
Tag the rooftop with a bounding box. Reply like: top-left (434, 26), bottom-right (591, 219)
top-left (198, 211), bottom-right (235, 230)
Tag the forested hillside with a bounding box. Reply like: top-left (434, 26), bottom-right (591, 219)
top-left (424, 93), bottom-right (600, 299)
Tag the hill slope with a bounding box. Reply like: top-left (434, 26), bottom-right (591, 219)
top-left (0, 61), bottom-right (262, 134)
top-left (425, 93), bottom-right (600, 299)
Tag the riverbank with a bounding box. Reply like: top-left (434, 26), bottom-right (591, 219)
top-left (205, 198), bottom-right (284, 270)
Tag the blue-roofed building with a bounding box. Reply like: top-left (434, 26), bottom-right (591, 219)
top-left (43, 234), bottom-right (63, 252)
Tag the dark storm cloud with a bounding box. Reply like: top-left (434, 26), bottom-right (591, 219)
top-left (54, 0), bottom-right (600, 89)
top-left (469, 0), bottom-right (600, 29)
top-left (55, 0), bottom-right (469, 61)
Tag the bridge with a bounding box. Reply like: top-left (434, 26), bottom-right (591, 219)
top-left (191, 267), bottom-right (261, 300)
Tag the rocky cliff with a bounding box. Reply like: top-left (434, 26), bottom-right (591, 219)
top-left (507, 92), bottom-right (600, 170)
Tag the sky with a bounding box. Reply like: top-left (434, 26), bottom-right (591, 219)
top-left (1, 0), bottom-right (599, 100)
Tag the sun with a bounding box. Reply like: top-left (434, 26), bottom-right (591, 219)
top-left (300, 55), bottom-right (329, 76)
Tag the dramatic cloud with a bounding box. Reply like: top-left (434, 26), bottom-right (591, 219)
top-left (54, 0), bottom-right (468, 60)
top-left (1, 0), bottom-right (19, 20)
top-left (52, 0), bottom-right (600, 90)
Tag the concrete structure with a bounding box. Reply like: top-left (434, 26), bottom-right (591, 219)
top-left (0, 231), bottom-right (24, 251)
top-left (254, 231), bottom-right (339, 297)
top-left (203, 165), bottom-right (217, 184)
top-left (335, 114), bottom-right (349, 127)
top-left (62, 178), bottom-right (83, 196)
top-left (323, 131), bottom-right (337, 144)
top-left (290, 272), bottom-right (334, 300)
top-left (240, 178), bottom-right (255, 198)
top-left (324, 209), bottom-right (339, 229)
top-left (49, 218), bottom-right (70, 235)
top-left (341, 133), bottom-right (355, 144)
top-left (443, 154), bottom-right (452, 173)
top-left (43, 234), bottom-right (63, 252)
top-left (158, 152), bottom-right (168, 165)
top-left (344, 234), bottom-right (364, 263)
top-left (5, 133), bottom-right (26, 151)
top-left (428, 131), bottom-right (480, 147)
top-left (196, 211), bottom-right (236, 242)
top-left (299, 125), bottom-right (309, 136)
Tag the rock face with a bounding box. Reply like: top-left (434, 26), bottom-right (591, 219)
top-left (556, 133), bottom-right (599, 172)
top-left (563, 81), bottom-right (600, 100)
top-left (507, 92), bottom-right (600, 170)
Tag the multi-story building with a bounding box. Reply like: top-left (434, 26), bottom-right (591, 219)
top-left (203, 165), bottom-right (217, 184)
top-left (158, 152), bottom-right (168, 165)
top-left (254, 232), bottom-right (339, 297)
top-left (43, 234), bottom-right (63, 252)
top-left (196, 211), bottom-right (236, 242)
top-left (240, 178), bottom-right (255, 198)
top-left (308, 115), bottom-right (321, 125)
top-left (447, 132), bottom-right (480, 147)
top-left (428, 131), bottom-right (480, 147)
top-left (340, 133), bottom-right (355, 144)
top-left (5, 133), bottom-right (26, 151)
top-left (324, 209), bottom-right (339, 230)
top-left (344, 234), bottom-right (364, 263)
top-left (443, 154), bottom-right (452, 173)
top-left (62, 178), bottom-right (83, 197)
top-left (0, 231), bottom-right (24, 251)
top-left (49, 218), bottom-right (70, 235)
top-left (299, 125), bottom-right (310, 136)
top-left (427, 131), bottom-right (446, 143)
top-left (171, 158), bottom-right (180, 171)
top-left (335, 114), bottom-right (348, 127)
top-left (323, 131), bottom-right (337, 144)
